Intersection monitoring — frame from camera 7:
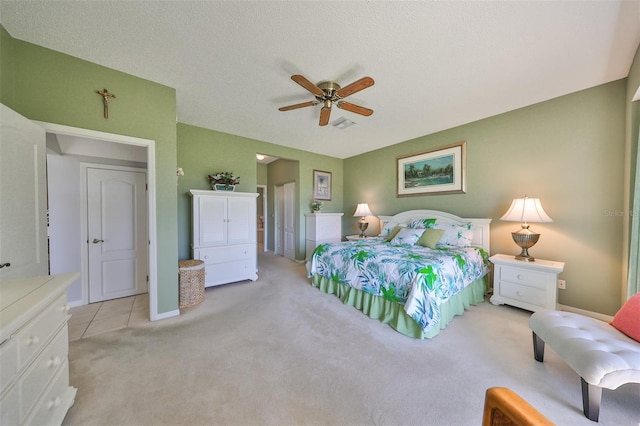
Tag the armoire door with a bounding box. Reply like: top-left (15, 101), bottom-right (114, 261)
top-left (227, 196), bottom-right (256, 245)
top-left (0, 104), bottom-right (48, 280)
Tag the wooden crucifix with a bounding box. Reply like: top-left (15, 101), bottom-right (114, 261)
top-left (95, 88), bottom-right (116, 119)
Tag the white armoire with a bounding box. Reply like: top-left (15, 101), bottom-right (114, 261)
top-left (189, 190), bottom-right (259, 287)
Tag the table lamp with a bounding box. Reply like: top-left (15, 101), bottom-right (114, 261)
top-left (354, 203), bottom-right (373, 238)
top-left (500, 196), bottom-right (553, 261)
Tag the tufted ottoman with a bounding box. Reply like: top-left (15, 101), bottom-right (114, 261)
top-left (529, 310), bottom-right (640, 422)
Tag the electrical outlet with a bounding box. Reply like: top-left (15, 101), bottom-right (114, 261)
top-left (558, 279), bottom-right (566, 290)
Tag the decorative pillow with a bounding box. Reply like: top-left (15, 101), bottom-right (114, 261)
top-left (434, 222), bottom-right (474, 247)
top-left (379, 221), bottom-right (405, 237)
top-left (408, 218), bottom-right (437, 229)
top-left (390, 228), bottom-right (425, 246)
top-left (610, 293), bottom-right (640, 342)
top-left (417, 228), bottom-right (445, 249)
top-left (384, 226), bottom-right (404, 242)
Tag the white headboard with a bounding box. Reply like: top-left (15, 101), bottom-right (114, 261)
top-left (377, 209), bottom-right (492, 252)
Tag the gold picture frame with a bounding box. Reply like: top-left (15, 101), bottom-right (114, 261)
top-left (397, 141), bottom-right (466, 197)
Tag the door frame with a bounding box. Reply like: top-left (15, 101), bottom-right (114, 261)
top-left (257, 184), bottom-right (268, 252)
top-left (81, 163), bottom-right (148, 304)
top-left (34, 121), bottom-right (161, 321)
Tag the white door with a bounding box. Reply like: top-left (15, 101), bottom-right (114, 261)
top-left (87, 167), bottom-right (148, 302)
top-left (283, 181), bottom-right (296, 260)
top-left (0, 104), bottom-right (47, 280)
top-left (196, 195), bottom-right (227, 247)
top-left (274, 185), bottom-right (283, 255)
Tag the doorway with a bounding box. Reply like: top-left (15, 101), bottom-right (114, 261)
top-left (257, 185), bottom-right (267, 252)
top-left (37, 121), bottom-right (161, 321)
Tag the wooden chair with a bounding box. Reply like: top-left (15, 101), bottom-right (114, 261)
top-left (482, 387), bottom-right (554, 426)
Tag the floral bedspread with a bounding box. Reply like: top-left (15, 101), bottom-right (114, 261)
top-left (309, 239), bottom-right (489, 330)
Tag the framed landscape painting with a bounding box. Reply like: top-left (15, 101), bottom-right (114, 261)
top-left (313, 170), bottom-right (332, 200)
top-left (397, 141), bottom-right (466, 197)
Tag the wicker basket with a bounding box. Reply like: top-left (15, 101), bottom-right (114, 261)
top-left (178, 259), bottom-right (205, 309)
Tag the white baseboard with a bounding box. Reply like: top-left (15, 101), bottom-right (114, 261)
top-left (557, 304), bottom-right (614, 323)
top-left (152, 309), bottom-right (180, 321)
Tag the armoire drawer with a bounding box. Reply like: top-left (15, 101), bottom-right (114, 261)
top-left (204, 260), bottom-right (256, 286)
top-left (196, 244), bottom-right (256, 265)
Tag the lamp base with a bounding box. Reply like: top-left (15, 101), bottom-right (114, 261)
top-left (511, 228), bottom-right (540, 262)
top-left (358, 221), bottom-right (369, 238)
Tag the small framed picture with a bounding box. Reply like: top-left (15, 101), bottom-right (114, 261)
top-left (397, 141), bottom-right (466, 197)
top-left (313, 170), bottom-right (332, 201)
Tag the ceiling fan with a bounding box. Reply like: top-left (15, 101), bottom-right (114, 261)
top-left (278, 74), bottom-right (375, 126)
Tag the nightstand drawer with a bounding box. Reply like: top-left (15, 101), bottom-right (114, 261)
top-left (499, 281), bottom-right (546, 306)
top-left (500, 266), bottom-right (548, 289)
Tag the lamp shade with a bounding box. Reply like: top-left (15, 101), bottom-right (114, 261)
top-left (353, 203), bottom-right (373, 217)
top-left (500, 197), bottom-right (552, 223)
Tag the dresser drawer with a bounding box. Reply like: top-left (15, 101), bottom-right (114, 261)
top-left (0, 336), bottom-right (18, 391)
top-left (499, 266), bottom-right (549, 289)
top-left (0, 378), bottom-right (20, 425)
top-left (499, 281), bottom-right (546, 307)
top-left (26, 359), bottom-right (76, 426)
top-left (17, 295), bottom-right (69, 370)
top-left (19, 326), bottom-right (69, 421)
top-left (196, 244), bottom-right (255, 265)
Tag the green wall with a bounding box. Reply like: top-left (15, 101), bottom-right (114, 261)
top-left (0, 25), bottom-right (14, 108)
top-left (3, 34), bottom-right (179, 315)
top-left (345, 80), bottom-right (627, 316)
top-left (177, 123), bottom-right (343, 260)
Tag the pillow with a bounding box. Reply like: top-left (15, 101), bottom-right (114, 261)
top-left (434, 222), bottom-right (474, 247)
top-left (384, 225), bottom-right (404, 242)
top-left (389, 228), bottom-right (424, 246)
top-left (379, 221), bottom-right (405, 237)
top-left (610, 293), bottom-right (640, 342)
top-left (417, 228), bottom-right (445, 249)
top-left (408, 218), bottom-right (437, 229)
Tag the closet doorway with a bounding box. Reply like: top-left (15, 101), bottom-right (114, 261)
top-left (38, 121), bottom-right (161, 321)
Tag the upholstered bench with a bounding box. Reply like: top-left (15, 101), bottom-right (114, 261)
top-left (529, 310), bottom-right (640, 422)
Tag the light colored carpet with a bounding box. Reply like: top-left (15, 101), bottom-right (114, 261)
top-left (64, 252), bottom-right (639, 426)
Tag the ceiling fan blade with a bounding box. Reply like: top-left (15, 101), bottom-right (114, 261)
top-left (278, 101), bottom-right (318, 111)
top-left (337, 101), bottom-right (374, 116)
top-left (291, 74), bottom-right (324, 97)
top-left (335, 76), bottom-right (374, 98)
top-left (319, 106), bottom-right (331, 126)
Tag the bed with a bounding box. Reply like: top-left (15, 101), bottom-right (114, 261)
top-left (308, 210), bottom-right (492, 339)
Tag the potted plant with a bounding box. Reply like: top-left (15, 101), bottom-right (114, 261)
top-left (208, 172), bottom-right (240, 191)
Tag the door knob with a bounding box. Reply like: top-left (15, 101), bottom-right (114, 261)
top-left (0, 262), bottom-right (10, 268)
top-left (92, 238), bottom-right (104, 244)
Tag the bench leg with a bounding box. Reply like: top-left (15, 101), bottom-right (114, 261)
top-left (532, 332), bottom-right (545, 362)
top-left (581, 377), bottom-right (602, 422)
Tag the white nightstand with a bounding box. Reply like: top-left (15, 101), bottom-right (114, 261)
top-left (489, 254), bottom-right (565, 312)
top-left (346, 235), bottom-right (370, 241)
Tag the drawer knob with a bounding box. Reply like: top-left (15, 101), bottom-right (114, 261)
top-left (47, 396), bottom-right (62, 409)
top-left (517, 291), bottom-right (523, 297)
top-left (28, 336), bottom-right (40, 345)
top-left (517, 274), bottom-right (524, 280)
top-left (48, 356), bottom-right (62, 368)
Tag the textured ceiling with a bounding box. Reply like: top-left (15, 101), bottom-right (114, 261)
top-left (1, 1), bottom-right (639, 159)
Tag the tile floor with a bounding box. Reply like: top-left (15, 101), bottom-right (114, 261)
top-left (68, 293), bottom-right (149, 341)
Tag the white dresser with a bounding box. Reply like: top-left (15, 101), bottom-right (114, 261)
top-left (190, 190), bottom-right (259, 287)
top-left (0, 273), bottom-right (78, 425)
top-left (305, 213), bottom-right (343, 259)
top-left (489, 254), bottom-right (565, 312)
